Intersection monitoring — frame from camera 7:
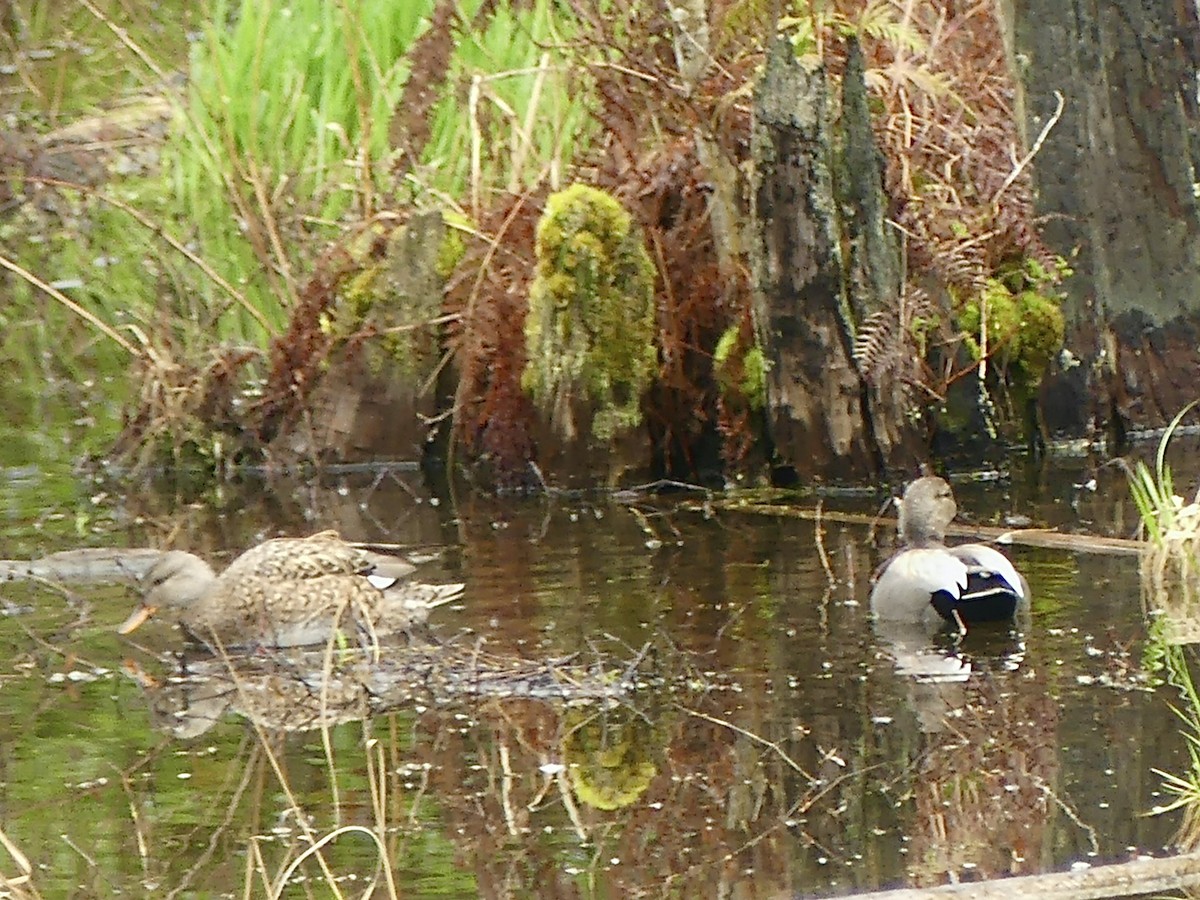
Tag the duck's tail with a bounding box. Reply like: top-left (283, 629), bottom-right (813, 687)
top-left (377, 579), bottom-right (465, 611)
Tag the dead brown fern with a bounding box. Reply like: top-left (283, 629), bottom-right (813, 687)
top-left (445, 195), bottom-right (541, 489)
top-left (852, 285), bottom-right (935, 388)
top-left (439, 0), bottom-right (1052, 483)
top-left (249, 244), bottom-right (360, 444)
top-left (564, 1), bottom-right (754, 479)
top-left (388, 0), bottom-right (459, 172)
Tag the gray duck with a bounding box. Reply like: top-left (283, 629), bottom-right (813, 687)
top-left (118, 530), bottom-right (464, 648)
top-left (870, 476), bottom-right (1027, 631)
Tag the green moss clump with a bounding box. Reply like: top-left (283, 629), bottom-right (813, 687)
top-left (523, 183), bottom-right (657, 442)
top-left (437, 211), bottom-right (470, 279)
top-left (1013, 289), bottom-right (1066, 382)
top-left (330, 225), bottom-right (392, 374)
top-left (713, 325), bottom-right (767, 410)
top-left (958, 273), bottom-right (1065, 393)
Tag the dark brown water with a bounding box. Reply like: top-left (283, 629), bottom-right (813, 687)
top-left (0, 458), bottom-right (1192, 897)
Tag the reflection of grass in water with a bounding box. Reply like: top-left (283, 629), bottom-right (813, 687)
top-left (1131, 406), bottom-right (1200, 848)
top-left (1147, 636), bottom-right (1200, 851)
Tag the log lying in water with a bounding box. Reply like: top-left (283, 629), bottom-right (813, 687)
top-left (700, 500), bottom-right (1143, 556)
top-left (840, 850), bottom-right (1200, 900)
top-left (0, 541), bottom-right (443, 586)
top-left (0, 547), bottom-right (165, 583)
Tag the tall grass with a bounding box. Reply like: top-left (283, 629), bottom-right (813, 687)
top-left (166, 0), bottom-right (429, 338)
top-left (418, 0), bottom-right (594, 213)
top-left (7, 0), bottom-right (596, 403)
top-left (167, 0), bottom-right (593, 343)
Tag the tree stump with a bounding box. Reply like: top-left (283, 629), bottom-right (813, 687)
top-left (750, 41), bottom-right (882, 481)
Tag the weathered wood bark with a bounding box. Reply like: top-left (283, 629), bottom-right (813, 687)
top-left (837, 39), bottom-right (922, 469)
top-left (751, 43), bottom-right (875, 480)
top-left (1001, 0), bottom-right (1200, 442)
top-left (839, 847), bottom-right (1200, 900)
top-left (302, 211), bottom-right (451, 461)
top-left (751, 41), bottom-right (913, 480)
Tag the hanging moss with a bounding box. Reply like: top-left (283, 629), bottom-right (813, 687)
top-left (522, 183), bottom-right (657, 442)
top-left (1011, 289), bottom-right (1065, 387)
top-left (713, 325), bottom-right (767, 410)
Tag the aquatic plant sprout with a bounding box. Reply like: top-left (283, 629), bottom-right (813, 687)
top-left (1125, 401), bottom-right (1200, 546)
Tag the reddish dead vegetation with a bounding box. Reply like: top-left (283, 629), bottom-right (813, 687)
top-left (445, 196), bottom-right (542, 490)
top-left (443, 1), bottom-right (760, 485)
top-left (441, 0), bottom-right (1051, 484)
top-left (251, 244), bottom-right (360, 445)
top-left (578, 0), bottom-right (758, 478)
top-left (115, 241), bottom-right (375, 472)
top-left (876, 3), bottom-right (1053, 290)
top-left (116, 0), bottom-right (1051, 484)
top-left (862, 1), bottom-right (1056, 400)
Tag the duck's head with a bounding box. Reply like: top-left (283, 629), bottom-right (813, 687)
top-left (897, 476), bottom-right (957, 546)
top-left (118, 550), bottom-right (217, 634)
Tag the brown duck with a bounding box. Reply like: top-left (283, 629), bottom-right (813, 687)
top-left (118, 531), bottom-right (464, 648)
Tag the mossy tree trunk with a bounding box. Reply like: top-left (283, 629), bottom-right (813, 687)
top-left (1001, 0), bottom-right (1200, 443)
top-left (750, 41), bottom-right (915, 481)
top-left (301, 211), bottom-right (451, 461)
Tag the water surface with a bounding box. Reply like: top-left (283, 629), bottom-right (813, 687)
top-left (0, 460), bottom-right (1190, 897)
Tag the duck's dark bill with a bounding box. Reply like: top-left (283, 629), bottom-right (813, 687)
top-left (118, 605), bottom-right (157, 635)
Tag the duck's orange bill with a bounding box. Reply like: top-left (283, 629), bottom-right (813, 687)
top-left (118, 604), bottom-right (158, 635)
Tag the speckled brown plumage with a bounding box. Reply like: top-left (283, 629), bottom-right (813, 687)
top-left (119, 531), bottom-right (463, 649)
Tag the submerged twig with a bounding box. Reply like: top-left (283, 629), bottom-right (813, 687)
top-left (674, 704), bottom-right (816, 783)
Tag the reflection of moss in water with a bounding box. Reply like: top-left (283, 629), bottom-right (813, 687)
top-left (564, 708), bottom-right (657, 810)
top-left (522, 183), bottom-right (657, 443)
